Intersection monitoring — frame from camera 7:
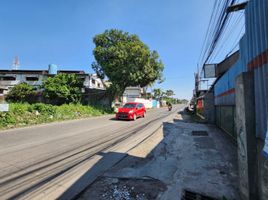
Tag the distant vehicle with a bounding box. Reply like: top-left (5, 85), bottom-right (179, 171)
top-left (167, 102), bottom-right (172, 111)
top-left (116, 102), bottom-right (146, 120)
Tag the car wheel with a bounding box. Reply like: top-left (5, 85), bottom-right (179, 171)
top-left (143, 112), bottom-right (146, 118)
top-left (133, 114), bottom-right (137, 121)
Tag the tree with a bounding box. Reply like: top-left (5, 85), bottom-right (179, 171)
top-left (92, 29), bottom-right (164, 97)
top-left (6, 83), bottom-right (36, 103)
top-left (42, 74), bottom-right (83, 105)
top-left (153, 88), bottom-right (163, 99)
top-left (165, 89), bottom-right (175, 97)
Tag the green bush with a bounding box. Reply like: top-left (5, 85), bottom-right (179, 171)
top-left (42, 74), bottom-right (83, 105)
top-left (0, 103), bottom-right (112, 129)
top-left (32, 103), bottom-right (56, 115)
top-left (0, 112), bottom-right (16, 127)
top-left (6, 83), bottom-right (36, 103)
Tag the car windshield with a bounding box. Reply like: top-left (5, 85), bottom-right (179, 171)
top-left (123, 103), bottom-right (136, 108)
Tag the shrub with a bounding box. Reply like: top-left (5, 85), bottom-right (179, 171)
top-left (32, 103), bottom-right (56, 115)
top-left (0, 112), bottom-right (16, 127)
top-left (5, 83), bottom-right (36, 103)
top-left (0, 103), bottom-right (112, 129)
top-left (10, 103), bottom-right (31, 114)
top-left (42, 74), bottom-right (83, 105)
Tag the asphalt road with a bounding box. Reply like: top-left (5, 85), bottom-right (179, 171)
top-left (0, 105), bottom-right (184, 200)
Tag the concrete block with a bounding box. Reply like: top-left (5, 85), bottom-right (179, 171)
top-left (235, 72), bottom-right (258, 200)
top-left (203, 90), bottom-right (215, 124)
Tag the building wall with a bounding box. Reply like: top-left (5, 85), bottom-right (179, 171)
top-left (245, 1), bottom-right (268, 199)
top-left (213, 0), bottom-right (268, 199)
top-left (0, 72), bottom-right (105, 95)
top-left (215, 0), bottom-right (268, 138)
top-left (203, 90), bottom-right (215, 124)
top-left (123, 97), bottom-right (155, 109)
top-left (123, 87), bottom-right (142, 98)
top-left (0, 74), bottom-right (46, 95)
top-left (88, 74), bottom-right (105, 89)
top-left (0, 74), bottom-right (45, 87)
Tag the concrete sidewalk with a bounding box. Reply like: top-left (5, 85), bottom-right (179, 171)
top-left (78, 111), bottom-right (239, 200)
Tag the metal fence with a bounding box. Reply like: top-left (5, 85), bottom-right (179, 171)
top-left (245, 0), bottom-right (268, 140)
top-left (216, 106), bottom-right (236, 140)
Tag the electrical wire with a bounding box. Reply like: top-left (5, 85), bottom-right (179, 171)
top-left (197, 0), bottom-right (247, 76)
top-left (208, 12), bottom-right (244, 63)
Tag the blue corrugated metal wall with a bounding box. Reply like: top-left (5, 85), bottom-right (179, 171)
top-left (245, 0), bottom-right (268, 140)
top-left (214, 0), bottom-right (268, 140)
top-left (214, 57), bottom-right (246, 105)
top-left (213, 1), bottom-right (268, 197)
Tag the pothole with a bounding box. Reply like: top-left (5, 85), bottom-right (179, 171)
top-left (77, 176), bottom-right (167, 200)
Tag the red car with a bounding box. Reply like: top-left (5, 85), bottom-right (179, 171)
top-left (116, 102), bottom-right (146, 120)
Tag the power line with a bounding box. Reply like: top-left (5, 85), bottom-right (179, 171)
top-left (208, 12), bottom-right (244, 62)
top-left (198, 0), bottom-right (247, 77)
top-left (203, 0), bottom-right (236, 65)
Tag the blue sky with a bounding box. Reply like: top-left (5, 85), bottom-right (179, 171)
top-left (0, 0), bottom-right (215, 99)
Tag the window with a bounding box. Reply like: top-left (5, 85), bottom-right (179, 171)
top-left (98, 83), bottom-right (101, 88)
top-left (26, 77), bottom-right (39, 81)
top-left (92, 79), bottom-right (96, 85)
top-left (123, 103), bottom-right (136, 108)
top-left (0, 76), bottom-right (16, 81)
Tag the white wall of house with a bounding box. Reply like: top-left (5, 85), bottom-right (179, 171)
top-left (0, 74), bottom-right (46, 94)
top-left (122, 97), bottom-right (153, 109)
top-left (123, 87), bottom-right (142, 98)
top-left (0, 72), bottom-right (105, 95)
top-left (0, 74), bottom-right (45, 87)
top-left (86, 74), bottom-right (105, 89)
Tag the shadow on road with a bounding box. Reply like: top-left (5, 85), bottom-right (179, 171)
top-left (56, 113), bottom-right (238, 200)
top-left (109, 117), bottom-right (133, 122)
top-left (57, 126), bottom-right (169, 200)
top-left (4, 109), bottom-right (238, 200)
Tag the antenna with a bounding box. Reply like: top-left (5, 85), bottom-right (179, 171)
top-left (12, 56), bottom-right (20, 70)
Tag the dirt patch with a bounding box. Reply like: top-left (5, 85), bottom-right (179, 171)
top-left (77, 176), bottom-right (167, 200)
top-left (175, 109), bottom-right (207, 124)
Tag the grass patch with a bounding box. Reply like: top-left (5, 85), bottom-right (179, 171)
top-left (0, 103), bottom-right (113, 130)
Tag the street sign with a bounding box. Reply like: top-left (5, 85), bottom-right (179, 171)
top-left (204, 64), bottom-right (216, 78)
top-left (0, 104), bottom-right (9, 112)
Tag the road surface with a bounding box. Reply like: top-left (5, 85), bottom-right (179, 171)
top-left (0, 105), bottom-right (184, 200)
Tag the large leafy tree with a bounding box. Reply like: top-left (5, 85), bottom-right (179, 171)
top-left (42, 74), bottom-right (83, 104)
top-left (92, 29), bottom-right (164, 97)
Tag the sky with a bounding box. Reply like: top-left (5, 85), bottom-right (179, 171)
top-left (0, 0), bottom-right (215, 100)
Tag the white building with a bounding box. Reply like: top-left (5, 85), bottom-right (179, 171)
top-left (0, 66), bottom-right (105, 96)
top-left (123, 86), bottom-right (143, 98)
top-left (84, 74), bottom-right (105, 90)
